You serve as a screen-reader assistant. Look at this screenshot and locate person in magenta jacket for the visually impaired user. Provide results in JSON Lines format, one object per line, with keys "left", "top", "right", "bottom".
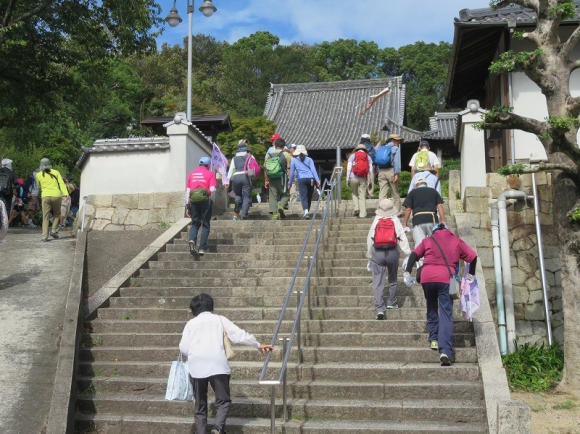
{"left": 403, "top": 223, "right": 477, "bottom": 366}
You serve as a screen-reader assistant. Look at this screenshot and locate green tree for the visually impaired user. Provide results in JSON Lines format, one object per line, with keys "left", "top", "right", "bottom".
{"left": 480, "top": 0, "right": 580, "bottom": 395}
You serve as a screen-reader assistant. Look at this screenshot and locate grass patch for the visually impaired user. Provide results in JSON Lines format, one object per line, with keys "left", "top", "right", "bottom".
{"left": 552, "top": 400, "right": 577, "bottom": 410}
{"left": 502, "top": 342, "right": 563, "bottom": 391}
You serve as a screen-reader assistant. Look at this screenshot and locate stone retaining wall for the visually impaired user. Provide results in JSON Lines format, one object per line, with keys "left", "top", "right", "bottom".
{"left": 460, "top": 171, "right": 563, "bottom": 345}
{"left": 80, "top": 183, "right": 228, "bottom": 231}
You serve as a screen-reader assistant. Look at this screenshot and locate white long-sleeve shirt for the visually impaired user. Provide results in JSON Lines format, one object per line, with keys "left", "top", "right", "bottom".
{"left": 366, "top": 215, "right": 411, "bottom": 259}
{"left": 179, "top": 311, "right": 260, "bottom": 378}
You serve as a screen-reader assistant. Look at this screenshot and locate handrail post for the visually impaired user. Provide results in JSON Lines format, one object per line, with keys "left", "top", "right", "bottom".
{"left": 282, "top": 337, "right": 289, "bottom": 422}
{"left": 296, "top": 286, "right": 303, "bottom": 364}
{"left": 269, "top": 385, "right": 276, "bottom": 434}
{"left": 315, "top": 229, "right": 320, "bottom": 279}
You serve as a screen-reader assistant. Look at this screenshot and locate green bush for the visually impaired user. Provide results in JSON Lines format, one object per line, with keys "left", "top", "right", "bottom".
{"left": 502, "top": 342, "right": 564, "bottom": 391}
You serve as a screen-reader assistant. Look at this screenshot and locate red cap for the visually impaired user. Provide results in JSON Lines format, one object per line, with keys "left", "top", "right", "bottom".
{"left": 17, "top": 178, "right": 24, "bottom": 185}
{"left": 270, "top": 133, "right": 281, "bottom": 141}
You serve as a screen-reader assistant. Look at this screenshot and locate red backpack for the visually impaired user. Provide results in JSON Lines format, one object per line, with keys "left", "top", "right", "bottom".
{"left": 373, "top": 218, "right": 398, "bottom": 249}
{"left": 352, "top": 151, "right": 369, "bottom": 178}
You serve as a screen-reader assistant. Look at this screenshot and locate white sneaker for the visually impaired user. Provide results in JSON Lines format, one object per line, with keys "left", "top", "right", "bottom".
{"left": 302, "top": 210, "right": 309, "bottom": 219}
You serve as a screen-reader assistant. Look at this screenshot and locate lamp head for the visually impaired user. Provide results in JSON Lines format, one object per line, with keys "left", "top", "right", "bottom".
{"left": 165, "top": 3, "right": 182, "bottom": 28}
{"left": 199, "top": 0, "right": 217, "bottom": 17}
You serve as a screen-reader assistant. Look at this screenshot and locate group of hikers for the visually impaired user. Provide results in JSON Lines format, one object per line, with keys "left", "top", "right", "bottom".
{"left": 0, "top": 158, "right": 79, "bottom": 243}
{"left": 181, "top": 132, "right": 478, "bottom": 434}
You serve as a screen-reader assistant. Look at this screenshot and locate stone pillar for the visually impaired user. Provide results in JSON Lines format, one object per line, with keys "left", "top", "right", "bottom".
{"left": 497, "top": 400, "right": 531, "bottom": 433}
{"left": 458, "top": 102, "right": 487, "bottom": 199}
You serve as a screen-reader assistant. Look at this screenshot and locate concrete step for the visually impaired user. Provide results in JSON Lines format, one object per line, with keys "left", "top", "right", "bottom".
{"left": 83, "top": 331, "right": 475, "bottom": 349}
{"left": 79, "top": 376, "right": 483, "bottom": 401}
{"left": 78, "top": 360, "right": 480, "bottom": 383}
{"left": 80, "top": 346, "right": 477, "bottom": 364}
{"left": 76, "top": 413, "right": 487, "bottom": 433}
{"left": 77, "top": 394, "right": 485, "bottom": 423}
{"left": 85, "top": 319, "right": 474, "bottom": 335}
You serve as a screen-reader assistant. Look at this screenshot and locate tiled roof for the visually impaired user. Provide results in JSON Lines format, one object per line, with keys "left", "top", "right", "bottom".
{"left": 456, "top": 1, "right": 580, "bottom": 25}
{"left": 76, "top": 136, "right": 170, "bottom": 168}
{"left": 263, "top": 78, "right": 422, "bottom": 150}
{"left": 426, "top": 112, "right": 459, "bottom": 140}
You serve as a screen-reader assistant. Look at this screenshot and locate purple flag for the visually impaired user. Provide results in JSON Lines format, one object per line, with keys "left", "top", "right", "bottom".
{"left": 211, "top": 143, "right": 229, "bottom": 184}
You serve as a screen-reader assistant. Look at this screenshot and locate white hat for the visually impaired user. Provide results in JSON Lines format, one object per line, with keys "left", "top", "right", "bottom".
{"left": 375, "top": 199, "right": 398, "bottom": 217}
{"left": 415, "top": 177, "right": 428, "bottom": 187}
{"left": 294, "top": 144, "right": 308, "bottom": 156}
{"left": 361, "top": 133, "right": 371, "bottom": 139}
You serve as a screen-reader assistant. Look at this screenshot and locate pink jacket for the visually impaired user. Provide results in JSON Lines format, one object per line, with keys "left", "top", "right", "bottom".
{"left": 186, "top": 166, "right": 217, "bottom": 203}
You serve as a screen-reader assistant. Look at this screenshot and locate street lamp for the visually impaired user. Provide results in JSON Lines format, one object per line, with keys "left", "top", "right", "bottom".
{"left": 165, "top": 0, "right": 217, "bottom": 122}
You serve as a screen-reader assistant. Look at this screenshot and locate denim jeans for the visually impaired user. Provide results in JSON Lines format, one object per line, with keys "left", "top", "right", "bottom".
{"left": 188, "top": 200, "right": 212, "bottom": 250}
{"left": 422, "top": 281, "right": 454, "bottom": 358}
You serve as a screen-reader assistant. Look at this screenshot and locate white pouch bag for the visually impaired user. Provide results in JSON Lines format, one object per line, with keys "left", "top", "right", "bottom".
{"left": 165, "top": 353, "right": 194, "bottom": 401}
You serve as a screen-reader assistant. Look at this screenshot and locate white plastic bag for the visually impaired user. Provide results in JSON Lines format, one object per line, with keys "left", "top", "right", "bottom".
{"left": 165, "top": 353, "right": 193, "bottom": 401}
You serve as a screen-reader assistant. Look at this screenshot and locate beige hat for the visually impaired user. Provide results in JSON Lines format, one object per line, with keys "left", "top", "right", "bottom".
{"left": 419, "top": 164, "right": 437, "bottom": 174}
{"left": 388, "top": 134, "right": 403, "bottom": 141}
{"left": 294, "top": 144, "right": 308, "bottom": 156}
{"left": 415, "top": 177, "right": 428, "bottom": 187}
{"left": 375, "top": 199, "right": 398, "bottom": 217}
{"left": 355, "top": 144, "right": 367, "bottom": 151}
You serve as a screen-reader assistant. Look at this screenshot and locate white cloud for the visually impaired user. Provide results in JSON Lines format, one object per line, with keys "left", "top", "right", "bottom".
{"left": 157, "top": 0, "right": 491, "bottom": 48}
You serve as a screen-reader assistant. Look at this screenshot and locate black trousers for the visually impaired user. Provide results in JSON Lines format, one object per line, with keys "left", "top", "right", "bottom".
{"left": 190, "top": 374, "right": 231, "bottom": 434}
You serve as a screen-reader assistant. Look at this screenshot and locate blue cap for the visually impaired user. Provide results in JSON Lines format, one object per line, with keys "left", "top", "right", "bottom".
{"left": 419, "top": 139, "right": 430, "bottom": 148}
{"left": 199, "top": 156, "right": 211, "bottom": 166}
{"left": 431, "top": 223, "right": 448, "bottom": 233}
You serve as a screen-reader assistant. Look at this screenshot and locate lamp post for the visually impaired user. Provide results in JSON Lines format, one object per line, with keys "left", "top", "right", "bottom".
{"left": 165, "top": 0, "right": 217, "bottom": 122}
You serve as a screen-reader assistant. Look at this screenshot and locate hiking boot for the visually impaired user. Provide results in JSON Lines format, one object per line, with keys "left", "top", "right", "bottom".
{"left": 375, "top": 312, "right": 385, "bottom": 320}
{"left": 353, "top": 210, "right": 359, "bottom": 217}
{"left": 272, "top": 213, "right": 280, "bottom": 220}
{"left": 49, "top": 231, "right": 59, "bottom": 239}
{"left": 188, "top": 240, "right": 197, "bottom": 255}
{"left": 28, "top": 222, "right": 37, "bottom": 228}
{"left": 233, "top": 213, "right": 240, "bottom": 221}
{"left": 198, "top": 249, "right": 206, "bottom": 256}
{"left": 386, "top": 304, "right": 398, "bottom": 309}
{"left": 431, "top": 341, "right": 439, "bottom": 351}
{"left": 440, "top": 353, "right": 451, "bottom": 366}
{"left": 302, "top": 210, "right": 309, "bottom": 219}
{"left": 41, "top": 237, "right": 49, "bottom": 242}
{"left": 210, "top": 428, "right": 223, "bottom": 434}
{"left": 278, "top": 206, "right": 286, "bottom": 219}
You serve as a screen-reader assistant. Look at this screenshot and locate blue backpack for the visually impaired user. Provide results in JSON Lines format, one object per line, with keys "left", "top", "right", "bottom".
{"left": 375, "top": 145, "right": 393, "bottom": 168}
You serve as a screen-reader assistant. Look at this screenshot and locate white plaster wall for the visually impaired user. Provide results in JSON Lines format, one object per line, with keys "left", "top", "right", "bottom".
{"left": 459, "top": 111, "right": 488, "bottom": 198}
{"left": 511, "top": 35, "right": 580, "bottom": 161}
{"left": 80, "top": 123, "right": 212, "bottom": 198}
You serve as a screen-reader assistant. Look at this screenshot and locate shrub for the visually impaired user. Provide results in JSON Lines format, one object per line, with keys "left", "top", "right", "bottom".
{"left": 502, "top": 342, "right": 564, "bottom": 391}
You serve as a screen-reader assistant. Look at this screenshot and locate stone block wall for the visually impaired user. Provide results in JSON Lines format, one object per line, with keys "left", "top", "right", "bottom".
{"left": 79, "top": 183, "right": 228, "bottom": 231}
{"left": 460, "top": 172, "right": 563, "bottom": 346}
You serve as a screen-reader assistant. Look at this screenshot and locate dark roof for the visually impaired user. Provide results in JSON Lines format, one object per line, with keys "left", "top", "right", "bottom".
{"left": 446, "top": 2, "right": 580, "bottom": 108}
{"left": 263, "top": 78, "right": 422, "bottom": 150}
{"left": 140, "top": 114, "right": 232, "bottom": 136}
{"left": 426, "top": 112, "right": 459, "bottom": 141}
{"left": 76, "top": 136, "right": 170, "bottom": 168}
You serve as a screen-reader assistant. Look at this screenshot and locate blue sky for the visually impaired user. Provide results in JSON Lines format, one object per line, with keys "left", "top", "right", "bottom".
{"left": 157, "top": 1, "right": 491, "bottom": 49}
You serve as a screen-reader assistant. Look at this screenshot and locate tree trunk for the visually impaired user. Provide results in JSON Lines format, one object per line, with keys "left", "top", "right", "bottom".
{"left": 552, "top": 172, "right": 580, "bottom": 397}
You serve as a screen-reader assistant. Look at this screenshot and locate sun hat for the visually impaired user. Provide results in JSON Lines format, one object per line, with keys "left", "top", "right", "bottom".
{"left": 419, "top": 139, "right": 430, "bottom": 148}
{"left": 270, "top": 133, "right": 281, "bottom": 142}
{"left": 361, "top": 133, "right": 371, "bottom": 139}
{"left": 355, "top": 144, "right": 368, "bottom": 151}
{"left": 294, "top": 144, "right": 308, "bottom": 156}
{"left": 289, "top": 144, "right": 297, "bottom": 149}
{"left": 1, "top": 158, "right": 12, "bottom": 169}
{"left": 199, "top": 156, "right": 211, "bottom": 166}
{"left": 388, "top": 134, "right": 403, "bottom": 141}
{"left": 237, "top": 139, "right": 248, "bottom": 151}
{"left": 39, "top": 158, "right": 52, "bottom": 170}
{"left": 420, "top": 164, "right": 437, "bottom": 174}
{"left": 415, "top": 177, "right": 428, "bottom": 187}
{"left": 375, "top": 199, "right": 398, "bottom": 218}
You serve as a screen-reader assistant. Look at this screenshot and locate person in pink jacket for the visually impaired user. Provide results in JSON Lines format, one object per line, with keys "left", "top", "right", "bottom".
{"left": 185, "top": 157, "right": 216, "bottom": 256}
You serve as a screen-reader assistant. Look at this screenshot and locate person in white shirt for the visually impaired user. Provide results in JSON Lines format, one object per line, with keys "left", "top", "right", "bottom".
{"left": 179, "top": 293, "right": 273, "bottom": 434}
{"left": 409, "top": 140, "right": 440, "bottom": 177}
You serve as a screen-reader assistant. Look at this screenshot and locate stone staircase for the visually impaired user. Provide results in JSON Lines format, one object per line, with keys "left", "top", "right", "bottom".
{"left": 76, "top": 201, "right": 488, "bottom": 433}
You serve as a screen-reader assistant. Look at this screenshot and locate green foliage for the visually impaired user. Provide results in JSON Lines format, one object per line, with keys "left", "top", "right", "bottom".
{"left": 550, "top": 1, "right": 576, "bottom": 19}
{"left": 502, "top": 342, "right": 564, "bottom": 391}
{"left": 475, "top": 106, "right": 514, "bottom": 130}
{"left": 489, "top": 49, "right": 543, "bottom": 74}
{"left": 570, "top": 206, "right": 580, "bottom": 224}
{"left": 547, "top": 116, "right": 580, "bottom": 132}
{"left": 496, "top": 164, "right": 527, "bottom": 177}
{"left": 398, "top": 171, "right": 411, "bottom": 198}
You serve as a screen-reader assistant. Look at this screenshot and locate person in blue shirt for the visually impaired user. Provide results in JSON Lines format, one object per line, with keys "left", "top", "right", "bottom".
{"left": 408, "top": 164, "right": 441, "bottom": 195}
{"left": 288, "top": 145, "right": 320, "bottom": 219}
{"left": 376, "top": 134, "right": 402, "bottom": 214}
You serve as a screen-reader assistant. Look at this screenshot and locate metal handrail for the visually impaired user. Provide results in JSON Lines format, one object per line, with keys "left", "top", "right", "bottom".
{"left": 258, "top": 166, "right": 342, "bottom": 434}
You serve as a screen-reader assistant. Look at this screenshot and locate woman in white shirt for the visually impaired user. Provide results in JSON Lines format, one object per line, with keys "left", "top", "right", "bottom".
{"left": 179, "top": 293, "right": 273, "bottom": 434}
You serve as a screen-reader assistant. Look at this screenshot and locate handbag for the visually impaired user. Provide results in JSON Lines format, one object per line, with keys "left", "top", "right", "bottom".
{"left": 218, "top": 315, "right": 236, "bottom": 359}
{"left": 429, "top": 236, "right": 460, "bottom": 300}
{"left": 165, "top": 353, "right": 194, "bottom": 401}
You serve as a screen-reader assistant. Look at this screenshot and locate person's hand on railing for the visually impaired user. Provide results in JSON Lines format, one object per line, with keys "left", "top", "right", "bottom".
{"left": 258, "top": 343, "right": 274, "bottom": 355}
